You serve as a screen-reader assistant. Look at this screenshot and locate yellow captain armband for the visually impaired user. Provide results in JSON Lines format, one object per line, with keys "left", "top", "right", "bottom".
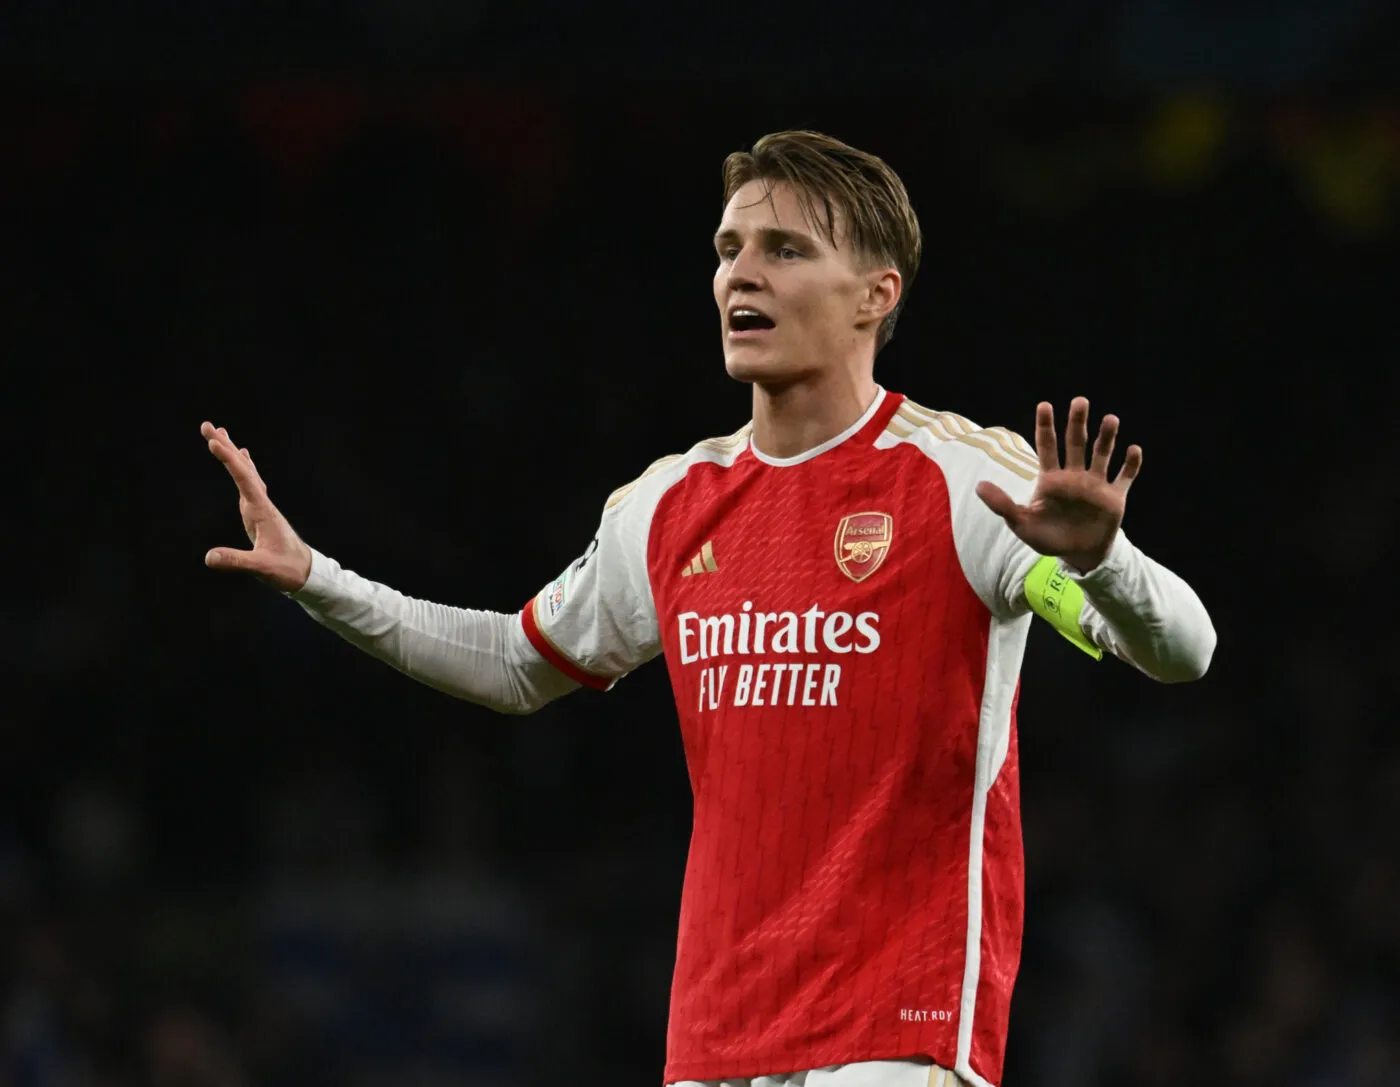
{"left": 1024, "top": 555, "right": 1103, "bottom": 660}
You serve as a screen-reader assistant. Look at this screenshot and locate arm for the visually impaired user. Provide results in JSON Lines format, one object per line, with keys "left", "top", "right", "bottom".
{"left": 975, "top": 399, "right": 1216, "bottom": 682}
{"left": 291, "top": 549, "right": 577, "bottom": 714}
{"left": 199, "top": 421, "right": 659, "bottom": 712}
{"left": 1011, "top": 534, "right": 1215, "bottom": 682}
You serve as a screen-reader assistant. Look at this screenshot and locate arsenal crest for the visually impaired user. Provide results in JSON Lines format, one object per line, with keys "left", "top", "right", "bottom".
{"left": 834, "top": 512, "right": 893, "bottom": 583}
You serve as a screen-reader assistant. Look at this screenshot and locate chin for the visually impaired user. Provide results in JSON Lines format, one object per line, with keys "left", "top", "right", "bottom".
{"left": 724, "top": 347, "right": 799, "bottom": 386}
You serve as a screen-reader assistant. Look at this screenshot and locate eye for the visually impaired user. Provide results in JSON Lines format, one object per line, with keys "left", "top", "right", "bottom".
{"left": 718, "top": 246, "right": 740, "bottom": 261}
{"left": 777, "top": 246, "right": 801, "bottom": 260}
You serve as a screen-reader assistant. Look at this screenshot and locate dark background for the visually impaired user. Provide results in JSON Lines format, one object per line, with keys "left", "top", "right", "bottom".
{"left": 4, "top": 2, "right": 1399, "bottom": 1084}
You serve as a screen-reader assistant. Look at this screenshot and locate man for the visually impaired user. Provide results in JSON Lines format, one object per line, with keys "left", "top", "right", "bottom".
{"left": 201, "top": 131, "right": 1215, "bottom": 1087}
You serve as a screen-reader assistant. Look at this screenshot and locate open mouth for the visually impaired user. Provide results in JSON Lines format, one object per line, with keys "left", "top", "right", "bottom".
{"left": 729, "top": 308, "right": 776, "bottom": 335}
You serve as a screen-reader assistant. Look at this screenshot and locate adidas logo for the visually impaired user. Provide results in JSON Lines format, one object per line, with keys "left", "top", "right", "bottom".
{"left": 681, "top": 541, "right": 719, "bottom": 577}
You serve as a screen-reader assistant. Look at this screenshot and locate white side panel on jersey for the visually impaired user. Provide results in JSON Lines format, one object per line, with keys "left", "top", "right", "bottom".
{"left": 954, "top": 615, "right": 1028, "bottom": 1087}
{"left": 874, "top": 399, "right": 1214, "bottom": 1086}
{"left": 870, "top": 407, "right": 1039, "bottom": 1086}
{"left": 528, "top": 429, "right": 751, "bottom": 685}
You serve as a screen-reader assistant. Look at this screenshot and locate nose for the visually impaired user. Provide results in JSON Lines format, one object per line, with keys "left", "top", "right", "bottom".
{"left": 724, "top": 243, "right": 764, "bottom": 292}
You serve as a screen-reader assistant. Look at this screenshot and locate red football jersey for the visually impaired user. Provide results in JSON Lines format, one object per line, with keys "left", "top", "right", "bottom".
{"left": 522, "top": 389, "right": 1082, "bottom": 1087}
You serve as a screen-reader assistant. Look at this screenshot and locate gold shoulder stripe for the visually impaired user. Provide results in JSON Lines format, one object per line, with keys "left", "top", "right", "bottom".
{"left": 938, "top": 409, "right": 978, "bottom": 436}
{"left": 896, "top": 404, "right": 955, "bottom": 441}
{"left": 901, "top": 401, "right": 961, "bottom": 438}
{"left": 697, "top": 426, "right": 750, "bottom": 454}
{"left": 603, "top": 425, "right": 751, "bottom": 510}
{"left": 899, "top": 399, "right": 943, "bottom": 426}
{"left": 903, "top": 401, "right": 1039, "bottom": 476}
{"left": 957, "top": 431, "right": 1036, "bottom": 480}
{"left": 906, "top": 400, "right": 1037, "bottom": 467}
{"left": 605, "top": 453, "right": 684, "bottom": 509}
{"left": 892, "top": 405, "right": 1036, "bottom": 480}
{"left": 1005, "top": 427, "right": 1037, "bottom": 459}
{"left": 979, "top": 426, "right": 1040, "bottom": 471}
{"left": 903, "top": 401, "right": 990, "bottom": 445}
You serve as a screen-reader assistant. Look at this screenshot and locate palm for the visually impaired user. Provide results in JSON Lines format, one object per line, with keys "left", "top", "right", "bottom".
{"left": 1016, "top": 470, "right": 1125, "bottom": 557}
{"left": 975, "top": 397, "right": 1141, "bottom": 573}
{"left": 239, "top": 489, "right": 288, "bottom": 552}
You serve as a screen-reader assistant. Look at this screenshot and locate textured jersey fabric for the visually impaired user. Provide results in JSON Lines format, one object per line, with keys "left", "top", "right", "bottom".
{"left": 522, "top": 388, "right": 1213, "bottom": 1085}
{"left": 291, "top": 387, "right": 1214, "bottom": 1087}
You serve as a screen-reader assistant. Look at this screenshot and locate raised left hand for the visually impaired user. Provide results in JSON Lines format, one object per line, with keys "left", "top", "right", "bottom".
{"left": 975, "top": 397, "right": 1141, "bottom": 573}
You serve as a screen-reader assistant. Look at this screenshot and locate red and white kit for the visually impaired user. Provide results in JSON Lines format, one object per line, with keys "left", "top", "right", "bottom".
{"left": 293, "top": 388, "right": 1214, "bottom": 1087}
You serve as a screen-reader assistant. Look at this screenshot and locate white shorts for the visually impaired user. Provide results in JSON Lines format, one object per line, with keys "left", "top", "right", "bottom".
{"left": 669, "top": 1059, "right": 963, "bottom": 1087}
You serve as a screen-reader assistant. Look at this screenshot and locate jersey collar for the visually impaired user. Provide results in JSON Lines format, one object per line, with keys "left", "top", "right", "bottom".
{"left": 748, "top": 386, "right": 893, "bottom": 468}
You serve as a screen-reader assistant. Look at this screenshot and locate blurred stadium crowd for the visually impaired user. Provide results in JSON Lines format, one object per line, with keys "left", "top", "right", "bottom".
{"left": 4, "top": 37, "right": 1399, "bottom": 1087}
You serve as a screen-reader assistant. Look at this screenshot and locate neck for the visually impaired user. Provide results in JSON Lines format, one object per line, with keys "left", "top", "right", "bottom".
{"left": 749, "top": 367, "right": 880, "bottom": 460}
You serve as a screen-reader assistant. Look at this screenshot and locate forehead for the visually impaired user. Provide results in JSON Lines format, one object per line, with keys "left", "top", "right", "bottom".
{"left": 717, "top": 179, "right": 842, "bottom": 244}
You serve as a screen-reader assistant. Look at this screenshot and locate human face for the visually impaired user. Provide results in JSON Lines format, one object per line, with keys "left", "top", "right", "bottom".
{"left": 713, "top": 180, "right": 893, "bottom": 386}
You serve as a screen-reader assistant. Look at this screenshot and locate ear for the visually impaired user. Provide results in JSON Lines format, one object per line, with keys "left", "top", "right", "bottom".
{"left": 857, "top": 267, "right": 902, "bottom": 328}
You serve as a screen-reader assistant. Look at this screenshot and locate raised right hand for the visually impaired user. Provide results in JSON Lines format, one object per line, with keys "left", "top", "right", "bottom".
{"left": 201, "top": 421, "right": 313, "bottom": 593}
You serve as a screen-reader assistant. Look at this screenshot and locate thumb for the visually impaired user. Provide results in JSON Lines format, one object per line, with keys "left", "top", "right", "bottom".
{"left": 205, "top": 547, "right": 259, "bottom": 572}
{"left": 975, "top": 480, "right": 1022, "bottom": 524}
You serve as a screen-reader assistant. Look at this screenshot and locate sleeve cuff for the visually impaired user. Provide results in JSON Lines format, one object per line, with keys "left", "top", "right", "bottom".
{"left": 1065, "top": 531, "right": 1134, "bottom": 591}
{"left": 287, "top": 548, "right": 337, "bottom": 605}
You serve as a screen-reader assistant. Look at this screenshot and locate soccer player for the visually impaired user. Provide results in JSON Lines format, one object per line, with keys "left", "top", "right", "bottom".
{"left": 201, "top": 131, "right": 1215, "bottom": 1087}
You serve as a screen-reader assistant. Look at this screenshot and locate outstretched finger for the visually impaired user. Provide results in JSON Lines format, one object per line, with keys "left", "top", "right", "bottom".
{"left": 239, "top": 447, "right": 267, "bottom": 489}
{"left": 202, "top": 422, "right": 242, "bottom": 454}
{"left": 1114, "top": 444, "right": 1143, "bottom": 490}
{"left": 975, "top": 480, "right": 1025, "bottom": 527}
{"left": 201, "top": 421, "right": 238, "bottom": 448}
{"left": 1033, "top": 402, "right": 1059, "bottom": 472}
{"left": 1064, "top": 397, "right": 1090, "bottom": 470}
{"left": 205, "top": 546, "right": 259, "bottom": 572}
{"left": 204, "top": 427, "right": 265, "bottom": 502}
{"left": 1090, "top": 414, "right": 1119, "bottom": 477}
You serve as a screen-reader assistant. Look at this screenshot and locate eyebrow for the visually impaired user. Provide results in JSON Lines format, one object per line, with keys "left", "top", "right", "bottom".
{"left": 712, "top": 226, "right": 819, "bottom": 250}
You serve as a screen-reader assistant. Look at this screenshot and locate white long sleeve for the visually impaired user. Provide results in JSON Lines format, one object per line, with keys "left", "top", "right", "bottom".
{"left": 908, "top": 414, "right": 1216, "bottom": 686}
{"left": 289, "top": 549, "right": 579, "bottom": 714}
{"left": 1069, "top": 532, "right": 1217, "bottom": 683}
